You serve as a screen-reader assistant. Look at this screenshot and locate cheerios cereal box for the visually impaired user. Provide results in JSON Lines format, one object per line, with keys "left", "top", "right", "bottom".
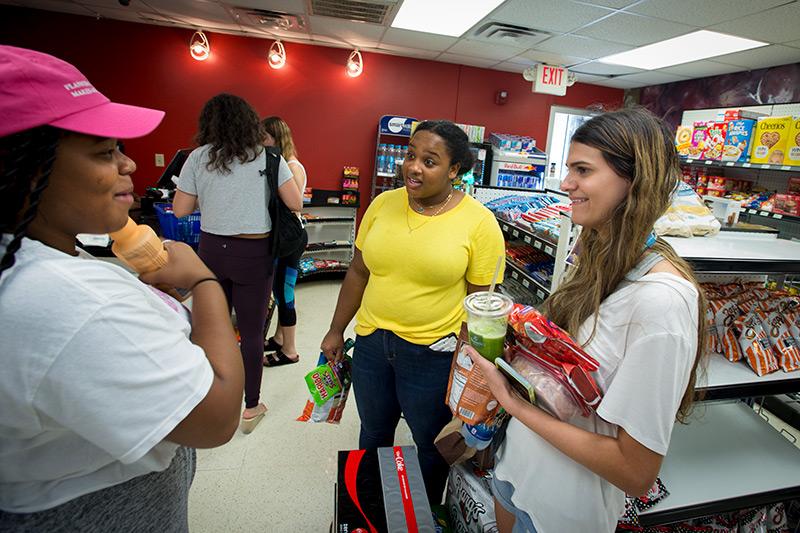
{"left": 785, "top": 117, "right": 800, "bottom": 166}
{"left": 675, "top": 125, "right": 693, "bottom": 157}
{"left": 701, "top": 121, "right": 727, "bottom": 161}
{"left": 722, "top": 119, "right": 755, "bottom": 163}
{"left": 751, "top": 116, "right": 792, "bottom": 165}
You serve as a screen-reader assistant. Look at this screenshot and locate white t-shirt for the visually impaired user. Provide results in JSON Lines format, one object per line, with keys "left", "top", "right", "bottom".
{"left": 0, "top": 237, "right": 214, "bottom": 513}
{"left": 494, "top": 272, "right": 699, "bottom": 533}
{"left": 178, "top": 145, "right": 293, "bottom": 235}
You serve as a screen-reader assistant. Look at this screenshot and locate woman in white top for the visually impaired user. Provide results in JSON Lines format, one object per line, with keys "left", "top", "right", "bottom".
{"left": 0, "top": 46, "right": 242, "bottom": 531}
{"left": 261, "top": 116, "right": 308, "bottom": 366}
{"left": 468, "top": 107, "right": 707, "bottom": 533}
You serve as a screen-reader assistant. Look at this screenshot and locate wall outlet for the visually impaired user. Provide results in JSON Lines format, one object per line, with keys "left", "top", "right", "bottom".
{"left": 155, "top": 153, "right": 165, "bottom": 167}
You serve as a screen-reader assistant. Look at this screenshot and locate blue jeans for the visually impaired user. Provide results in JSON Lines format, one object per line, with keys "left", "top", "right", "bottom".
{"left": 352, "top": 330, "right": 454, "bottom": 504}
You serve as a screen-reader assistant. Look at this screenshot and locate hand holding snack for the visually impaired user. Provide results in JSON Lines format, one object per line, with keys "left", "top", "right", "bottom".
{"left": 463, "top": 344, "right": 517, "bottom": 412}
{"left": 320, "top": 328, "right": 345, "bottom": 362}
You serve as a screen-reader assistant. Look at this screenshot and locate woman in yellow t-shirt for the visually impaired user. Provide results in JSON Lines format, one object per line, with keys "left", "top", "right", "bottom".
{"left": 321, "top": 120, "right": 505, "bottom": 503}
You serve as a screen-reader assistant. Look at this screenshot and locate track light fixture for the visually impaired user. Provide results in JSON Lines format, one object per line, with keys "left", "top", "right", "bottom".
{"left": 346, "top": 49, "right": 363, "bottom": 77}
{"left": 189, "top": 30, "right": 210, "bottom": 61}
{"left": 268, "top": 40, "right": 286, "bottom": 69}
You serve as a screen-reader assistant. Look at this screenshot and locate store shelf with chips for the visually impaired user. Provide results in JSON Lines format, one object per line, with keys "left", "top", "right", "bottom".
{"left": 299, "top": 205, "right": 356, "bottom": 282}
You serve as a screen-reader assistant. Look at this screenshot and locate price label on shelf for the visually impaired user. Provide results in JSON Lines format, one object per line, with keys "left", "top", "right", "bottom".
{"left": 705, "top": 160, "right": 712, "bottom": 165}
{"left": 545, "top": 245, "right": 554, "bottom": 255}
{"left": 748, "top": 209, "right": 756, "bottom": 214}
{"left": 782, "top": 166, "right": 791, "bottom": 171}
{"left": 523, "top": 235, "right": 532, "bottom": 244}
{"left": 760, "top": 211, "right": 769, "bottom": 217}
{"left": 743, "top": 163, "right": 751, "bottom": 168}
{"left": 774, "top": 214, "right": 783, "bottom": 219}
{"left": 511, "top": 270, "right": 519, "bottom": 280}
{"left": 502, "top": 224, "right": 508, "bottom": 232}
{"left": 512, "top": 229, "right": 519, "bottom": 238}
{"left": 686, "top": 159, "right": 694, "bottom": 164}
{"left": 522, "top": 278, "right": 530, "bottom": 288}
{"left": 761, "top": 164, "right": 771, "bottom": 169}
{"left": 534, "top": 241, "right": 542, "bottom": 250}
{"left": 726, "top": 162, "right": 734, "bottom": 167}
{"left": 537, "top": 289, "right": 545, "bottom": 299}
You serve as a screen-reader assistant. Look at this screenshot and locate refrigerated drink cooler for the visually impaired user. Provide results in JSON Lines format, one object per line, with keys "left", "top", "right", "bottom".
{"left": 490, "top": 145, "right": 548, "bottom": 190}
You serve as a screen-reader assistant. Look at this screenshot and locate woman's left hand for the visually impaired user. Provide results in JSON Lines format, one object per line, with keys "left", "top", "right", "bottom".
{"left": 464, "top": 345, "right": 518, "bottom": 414}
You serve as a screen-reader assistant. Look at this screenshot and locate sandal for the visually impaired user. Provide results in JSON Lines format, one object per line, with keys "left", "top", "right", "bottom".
{"left": 263, "top": 349, "right": 299, "bottom": 367}
{"left": 241, "top": 404, "right": 267, "bottom": 434}
{"left": 264, "top": 336, "right": 282, "bottom": 353}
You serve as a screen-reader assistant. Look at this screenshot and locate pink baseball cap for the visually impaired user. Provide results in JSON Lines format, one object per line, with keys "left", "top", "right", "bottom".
{"left": 0, "top": 45, "right": 164, "bottom": 139}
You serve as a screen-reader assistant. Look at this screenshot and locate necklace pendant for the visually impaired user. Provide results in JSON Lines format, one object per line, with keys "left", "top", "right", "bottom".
{"left": 415, "top": 205, "right": 425, "bottom": 213}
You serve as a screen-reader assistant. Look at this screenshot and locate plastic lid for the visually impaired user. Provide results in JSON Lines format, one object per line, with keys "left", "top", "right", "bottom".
{"left": 463, "top": 291, "right": 513, "bottom": 318}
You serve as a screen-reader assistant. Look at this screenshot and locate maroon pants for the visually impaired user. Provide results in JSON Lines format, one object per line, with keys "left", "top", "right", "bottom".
{"left": 198, "top": 231, "right": 273, "bottom": 408}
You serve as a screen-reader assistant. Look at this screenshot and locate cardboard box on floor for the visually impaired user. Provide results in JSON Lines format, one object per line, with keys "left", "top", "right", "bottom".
{"left": 335, "top": 446, "right": 436, "bottom": 532}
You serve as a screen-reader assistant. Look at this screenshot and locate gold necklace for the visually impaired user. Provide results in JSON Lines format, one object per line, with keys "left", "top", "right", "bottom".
{"left": 406, "top": 190, "right": 454, "bottom": 233}
{"left": 411, "top": 192, "right": 452, "bottom": 214}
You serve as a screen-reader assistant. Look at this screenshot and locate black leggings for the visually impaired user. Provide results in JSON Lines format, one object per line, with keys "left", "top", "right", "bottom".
{"left": 198, "top": 232, "right": 273, "bottom": 409}
{"left": 272, "top": 229, "right": 308, "bottom": 328}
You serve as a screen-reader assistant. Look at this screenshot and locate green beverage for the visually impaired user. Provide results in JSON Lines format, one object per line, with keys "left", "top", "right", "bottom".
{"left": 464, "top": 291, "right": 513, "bottom": 362}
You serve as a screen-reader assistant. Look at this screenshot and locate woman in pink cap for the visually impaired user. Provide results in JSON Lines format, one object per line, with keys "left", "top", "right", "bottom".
{"left": 0, "top": 46, "right": 243, "bottom": 531}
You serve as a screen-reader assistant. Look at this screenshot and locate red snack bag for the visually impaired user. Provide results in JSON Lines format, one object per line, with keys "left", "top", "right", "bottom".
{"left": 709, "top": 299, "right": 744, "bottom": 362}
{"left": 736, "top": 312, "right": 779, "bottom": 376}
{"left": 759, "top": 310, "right": 800, "bottom": 372}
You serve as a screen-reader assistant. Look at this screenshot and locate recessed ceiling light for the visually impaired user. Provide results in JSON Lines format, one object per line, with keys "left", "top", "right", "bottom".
{"left": 391, "top": 0, "right": 505, "bottom": 37}
{"left": 597, "top": 30, "right": 767, "bottom": 70}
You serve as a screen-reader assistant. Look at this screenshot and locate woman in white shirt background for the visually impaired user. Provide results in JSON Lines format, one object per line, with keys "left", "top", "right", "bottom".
{"left": 468, "top": 107, "right": 708, "bottom": 533}
{"left": 261, "top": 115, "right": 308, "bottom": 367}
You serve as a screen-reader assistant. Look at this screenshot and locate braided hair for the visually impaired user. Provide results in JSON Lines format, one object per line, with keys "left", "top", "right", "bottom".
{"left": 0, "top": 126, "right": 61, "bottom": 279}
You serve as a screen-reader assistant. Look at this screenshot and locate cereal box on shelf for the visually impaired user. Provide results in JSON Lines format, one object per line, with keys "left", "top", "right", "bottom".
{"left": 675, "top": 125, "right": 693, "bottom": 157}
{"left": 786, "top": 117, "right": 800, "bottom": 166}
{"left": 751, "top": 116, "right": 792, "bottom": 165}
{"left": 701, "top": 122, "right": 727, "bottom": 161}
{"left": 688, "top": 121, "right": 707, "bottom": 159}
{"left": 722, "top": 119, "right": 755, "bottom": 162}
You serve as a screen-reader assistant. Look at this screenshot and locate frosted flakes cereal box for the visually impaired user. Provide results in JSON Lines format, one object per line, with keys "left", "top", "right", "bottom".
{"left": 675, "top": 125, "right": 693, "bottom": 157}
{"left": 688, "top": 121, "right": 707, "bottom": 159}
{"left": 722, "top": 119, "right": 755, "bottom": 162}
{"left": 751, "top": 116, "right": 792, "bottom": 165}
{"left": 702, "top": 121, "right": 727, "bottom": 161}
{"left": 786, "top": 117, "right": 800, "bottom": 166}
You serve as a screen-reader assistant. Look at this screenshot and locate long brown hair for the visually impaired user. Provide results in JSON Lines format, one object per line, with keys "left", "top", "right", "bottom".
{"left": 543, "top": 107, "right": 707, "bottom": 422}
{"left": 195, "top": 93, "right": 264, "bottom": 174}
{"left": 262, "top": 116, "right": 297, "bottom": 160}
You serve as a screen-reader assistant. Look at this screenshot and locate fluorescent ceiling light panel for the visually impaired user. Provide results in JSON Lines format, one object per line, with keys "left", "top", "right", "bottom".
{"left": 597, "top": 30, "right": 767, "bottom": 70}
{"left": 391, "top": 0, "right": 504, "bottom": 37}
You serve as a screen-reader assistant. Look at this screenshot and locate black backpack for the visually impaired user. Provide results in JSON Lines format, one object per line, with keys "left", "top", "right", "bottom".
{"left": 263, "top": 146, "right": 304, "bottom": 258}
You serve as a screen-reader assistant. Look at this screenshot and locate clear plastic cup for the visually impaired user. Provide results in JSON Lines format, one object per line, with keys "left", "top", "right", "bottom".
{"left": 463, "top": 291, "right": 513, "bottom": 362}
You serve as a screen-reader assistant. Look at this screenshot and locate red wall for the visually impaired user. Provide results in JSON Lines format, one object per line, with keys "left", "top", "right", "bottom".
{"left": 1, "top": 6, "right": 623, "bottom": 214}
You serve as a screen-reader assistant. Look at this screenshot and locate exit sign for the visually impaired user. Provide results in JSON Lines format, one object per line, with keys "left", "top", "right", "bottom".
{"left": 533, "top": 64, "right": 569, "bottom": 96}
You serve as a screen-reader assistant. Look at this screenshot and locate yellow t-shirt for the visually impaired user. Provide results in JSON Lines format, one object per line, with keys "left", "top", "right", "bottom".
{"left": 354, "top": 187, "right": 505, "bottom": 345}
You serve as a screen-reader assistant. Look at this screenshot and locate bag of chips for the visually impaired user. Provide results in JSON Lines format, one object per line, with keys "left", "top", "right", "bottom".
{"left": 736, "top": 312, "right": 779, "bottom": 376}
{"left": 709, "top": 299, "right": 744, "bottom": 362}
{"left": 759, "top": 310, "right": 800, "bottom": 372}
{"left": 297, "top": 339, "right": 355, "bottom": 424}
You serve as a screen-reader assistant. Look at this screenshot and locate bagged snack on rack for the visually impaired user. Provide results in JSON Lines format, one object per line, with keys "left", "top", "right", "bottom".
{"left": 709, "top": 299, "right": 744, "bottom": 362}
{"left": 705, "top": 306, "right": 721, "bottom": 354}
{"left": 297, "top": 339, "right": 355, "bottom": 424}
{"left": 654, "top": 182, "right": 721, "bottom": 237}
{"left": 760, "top": 310, "right": 800, "bottom": 372}
{"left": 736, "top": 312, "right": 779, "bottom": 376}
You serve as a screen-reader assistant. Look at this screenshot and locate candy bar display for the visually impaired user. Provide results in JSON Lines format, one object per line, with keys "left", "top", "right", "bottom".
{"left": 505, "top": 242, "right": 554, "bottom": 287}
{"left": 489, "top": 132, "right": 536, "bottom": 153}
{"left": 298, "top": 257, "right": 348, "bottom": 277}
{"left": 704, "top": 282, "right": 800, "bottom": 376}
{"left": 484, "top": 194, "right": 570, "bottom": 241}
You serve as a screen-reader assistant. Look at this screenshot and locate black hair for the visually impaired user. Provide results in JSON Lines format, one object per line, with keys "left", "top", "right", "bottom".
{"left": 195, "top": 93, "right": 264, "bottom": 174}
{"left": 412, "top": 120, "right": 474, "bottom": 176}
{"left": 0, "top": 126, "right": 61, "bottom": 279}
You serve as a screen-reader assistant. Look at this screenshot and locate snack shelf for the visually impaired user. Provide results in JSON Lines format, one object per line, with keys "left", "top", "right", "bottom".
{"left": 742, "top": 208, "right": 800, "bottom": 224}
{"left": 663, "top": 233, "right": 800, "bottom": 273}
{"left": 681, "top": 158, "right": 799, "bottom": 173}
{"left": 302, "top": 205, "right": 356, "bottom": 264}
{"left": 505, "top": 259, "right": 550, "bottom": 300}
{"left": 637, "top": 401, "right": 800, "bottom": 527}
{"left": 304, "top": 242, "right": 353, "bottom": 253}
{"left": 496, "top": 216, "right": 558, "bottom": 257}
{"left": 698, "top": 355, "right": 800, "bottom": 401}
{"left": 303, "top": 217, "right": 354, "bottom": 224}
{"left": 298, "top": 266, "right": 349, "bottom": 281}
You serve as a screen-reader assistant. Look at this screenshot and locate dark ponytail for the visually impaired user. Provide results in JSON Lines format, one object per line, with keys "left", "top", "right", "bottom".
{"left": 413, "top": 120, "right": 474, "bottom": 176}
{"left": 0, "top": 126, "right": 60, "bottom": 279}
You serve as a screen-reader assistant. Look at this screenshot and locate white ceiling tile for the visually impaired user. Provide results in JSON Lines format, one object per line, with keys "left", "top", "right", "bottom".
{"left": 616, "top": 70, "right": 692, "bottom": 86}
{"left": 785, "top": 40, "right": 800, "bottom": 49}
{"left": 597, "top": 78, "right": 643, "bottom": 88}
{"left": 493, "top": 61, "right": 527, "bottom": 73}
{"left": 376, "top": 43, "right": 441, "bottom": 59}
{"left": 574, "top": 0, "right": 638, "bottom": 8}
{"left": 535, "top": 34, "right": 632, "bottom": 60}
{"left": 709, "top": 2, "right": 800, "bottom": 44}
{"left": 380, "top": 27, "right": 458, "bottom": 52}
{"left": 437, "top": 53, "right": 501, "bottom": 69}
{"left": 511, "top": 50, "right": 589, "bottom": 67}
{"left": 446, "top": 39, "right": 524, "bottom": 61}
{"left": 307, "top": 15, "right": 385, "bottom": 46}
{"left": 221, "top": 0, "right": 307, "bottom": 13}
{"left": 573, "top": 73, "right": 617, "bottom": 84}
{"left": 571, "top": 60, "right": 645, "bottom": 76}
{"left": 146, "top": 0, "right": 234, "bottom": 26}
{"left": 711, "top": 44, "right": 800, "bottom": 69}
{"left": 626, "top": 0, "right": 788, "bottom": 27}
{"left": 490, "top": 0, "right": 615, "bottom": 34}
{"left": 658, "top": 59, "right": 746, "bottom": 78}
{"left": 577, "top": 12, "right": 697, "bottom": 46}
{"left": 309, "top": 34, "right": 348, "bottom": 47}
